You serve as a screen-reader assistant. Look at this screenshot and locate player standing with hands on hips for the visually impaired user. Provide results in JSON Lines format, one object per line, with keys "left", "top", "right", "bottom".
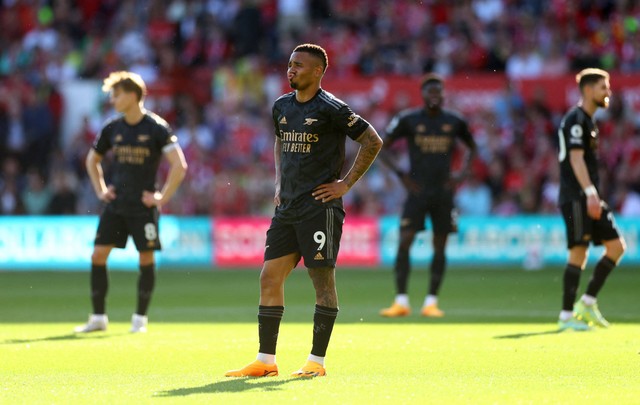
{"left": 75, "top": 71, "right": 187, "bottom": 334}
{"left": 556, "top": 68, "right": 625, "bottom": 331}
{"left": 379, "top": 74, "right": 476, "bottom": 318}
{"left": 225, "top": 44, "right": 382, "bottom": 377}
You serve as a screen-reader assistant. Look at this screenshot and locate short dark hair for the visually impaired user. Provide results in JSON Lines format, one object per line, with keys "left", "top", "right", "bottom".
{"left": 293, "top": 43, "right": 328, "bottom": 72}
{"left": 576, "top": 68, "right": 609, "bottom": 91}
{"left": 421, "top": 73, "right": 443, "bottom": 89}
{"left": 102, "top": 71, "right": 147, "bottom": 101}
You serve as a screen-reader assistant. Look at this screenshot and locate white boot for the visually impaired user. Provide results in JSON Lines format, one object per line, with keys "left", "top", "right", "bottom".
{"left": 74, "top": 314, "right": 108, "bottom": 333}
{"left": 130, "top": 314, "right": 148, "bottom": 333}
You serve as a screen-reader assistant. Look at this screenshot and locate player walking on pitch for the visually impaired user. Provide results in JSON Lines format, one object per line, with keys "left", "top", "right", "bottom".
{"left": 225, "top": 44, "right": 382, "bottom": 377}
{"left": 379, "top": 74, "right": 476, "bottom": 318}
{"left": 556, "top": 68, "right": 625, "bottom": 331}
{"left": 75, "top": 71, "right": 187, "bottom": 334}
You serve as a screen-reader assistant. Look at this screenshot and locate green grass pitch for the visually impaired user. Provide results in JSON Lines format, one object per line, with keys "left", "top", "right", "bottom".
{"left": 1, "top": 266, "right": 638, "bottom": 404}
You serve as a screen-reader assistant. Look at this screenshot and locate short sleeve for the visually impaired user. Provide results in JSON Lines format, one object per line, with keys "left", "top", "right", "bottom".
{"left": 385, "top": 112, "right": 407, "bottom": 142}
{"left": 93, "top": 123, "right": 112, "bottom": 155}
{"left": 272, "top": 104, "right": 281, "bottom": 138}
{"left": 456, "top": 117, "right": 476, "bottom": 148}
{"left": 563, "top": 116, "right": 586, "bottom": 151}
{"left": 150, "top": 113, "right": 176, "bottom": 151}
{"left": 159, "top": 125, "right": 176, "bottom": 151}
{"left": 332, "top": 104, "right": 370, "bottom": 140}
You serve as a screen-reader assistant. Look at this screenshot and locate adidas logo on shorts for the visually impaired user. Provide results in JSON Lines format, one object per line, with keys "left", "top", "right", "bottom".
{"left": 314, "top": 252, "right": 324, "bottom": 260}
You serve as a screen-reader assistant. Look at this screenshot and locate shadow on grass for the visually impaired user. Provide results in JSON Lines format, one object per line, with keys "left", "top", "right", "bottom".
{"left": 1, "top": 332, "right": 124, "bottom": 345}
{"left": 493, "top": 329, "right": 563, "bottom": 339}
{"left": 156, "top": 377, "right": 306, "bottom": 396}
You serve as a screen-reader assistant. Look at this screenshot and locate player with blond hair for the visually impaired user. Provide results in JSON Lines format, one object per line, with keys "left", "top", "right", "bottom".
{"left": 75, "top": 71, "right": 187, "bottom": 334}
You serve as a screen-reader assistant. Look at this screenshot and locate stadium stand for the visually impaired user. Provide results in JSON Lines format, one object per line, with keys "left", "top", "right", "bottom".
{"left": 1, "top": 0, "right": 640, "bottom": 217}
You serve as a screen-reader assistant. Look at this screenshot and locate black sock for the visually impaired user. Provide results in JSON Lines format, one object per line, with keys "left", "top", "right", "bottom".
{"left": 91, "top": 264, "right": 108, "bottom": 314}
{"left": 395, "top": 247, "right": 410, "bottom": 294}
{"left": 311, "top": 305, "right": 339, "bottom": 357}
{"left": 428, "top": 252, "right": 446, "bottom": 296}
{"left": 562, "top": 264, "right": 582, "bottom": 311}
{"left": 136, "top": 264, "right": 155, "bottom": 316}
{"left": 586, "top": 256, "right": 616, "bottom": 298}
{"left": 258, "top": 305, "right": 284, "bottom": 355}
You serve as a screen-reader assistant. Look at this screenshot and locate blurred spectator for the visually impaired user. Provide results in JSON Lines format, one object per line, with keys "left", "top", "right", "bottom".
{"left": 506, "top": 41, "right": 544, "bottom": 79}
{"left": 21, "top": 168, "right": 51, "bottom": 215}
{"left": 485, "top": 157, "right": 505, "bottom": 206}
{"left": 0, "top": 156, "right": 24, "bottom": 215}
{"left": 1, "top": 0, "right": 640, "bottom": 217}
{"left": 540, "top": 163, "right": 560, "bottom": 214}
{"left": 456, "top": 172, "right": 492, "bottom": 216}
{"left": 493, "top": 191, "right": 521, "bottom": 216}
{"left": 2, "top": 96, "right": 27, "bottom": 161}
{"left": 48, "top": 170, "right": 78, "bottom": 214}
{"left": 22, "top": 85, "right": 57, "bottom": 172}
{"left": 277, "top": 0, "right": 309, "bottom": 37}
{"left": 619, "top": 187, "right": 640, "bottom": 216}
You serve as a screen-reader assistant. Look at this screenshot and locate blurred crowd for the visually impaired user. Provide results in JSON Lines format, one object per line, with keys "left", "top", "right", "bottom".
{"left": 1, "top": 0, "right": 640, "bottom": 218}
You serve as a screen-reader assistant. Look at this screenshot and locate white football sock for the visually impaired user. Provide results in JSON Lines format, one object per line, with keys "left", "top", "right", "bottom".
{"left": 559, "top": 310, "right": 573, "bottom": 321}
{"left": 424, "top": 295, "right": 438, "bottom": 307}
{"left": 395, "top": 294, "right": 409, "bottom": 307}
{"left": 256, "top": 353, "right": 276, "bottom": 365}
{"left": 308, "top": 354, "right": 324, "bottom": 366}
{"left": 581, "top": 294, "right": 596, "bottom": 306}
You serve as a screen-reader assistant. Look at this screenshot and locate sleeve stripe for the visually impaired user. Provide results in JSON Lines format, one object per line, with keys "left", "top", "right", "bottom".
{"left": 162, "top": 143, "right": 178, "bottom": 153}
{"left": 318, "top": 92, "right": 342, "bottom": 110}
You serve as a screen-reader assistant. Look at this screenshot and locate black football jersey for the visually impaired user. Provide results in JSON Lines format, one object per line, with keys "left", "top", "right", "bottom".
{"left": 272, "top": 89, "right": 371, "bottom": 222}
{"left": 557, "top": 106, "right": 599, "bottom": 205}
{"left": 93, "top": 111, "right": 177, "bottom": 215}
{"left": 385, "top": 107, "right": 474, "bottom": 193}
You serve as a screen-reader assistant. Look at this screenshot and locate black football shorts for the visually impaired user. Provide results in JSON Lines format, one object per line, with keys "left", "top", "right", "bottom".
{"left": 561, "top": 199, "right": 620, "bottom": 249}
{"left": 95, "top": 208, "right": 161, "bottom": 251}
{"left": 264, "top": 207, "right": 345, "bottom": 268}
{"left": 400, "top": 191, "right": 457, "bottom": 234}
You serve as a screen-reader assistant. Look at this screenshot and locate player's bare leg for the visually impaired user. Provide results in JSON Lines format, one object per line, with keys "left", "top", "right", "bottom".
{"left": 308, "top": 266, "right": 338, "bottom": 308}
{"left": 259, "top": 253, "right": 299, "bottom": 306}
{"left": 225, "top": 253, "right": 298, "bottom": 377}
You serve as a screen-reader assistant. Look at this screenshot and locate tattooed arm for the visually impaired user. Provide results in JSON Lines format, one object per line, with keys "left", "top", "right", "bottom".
{"left": 312, "top": 125, "right": 383, "bottom": 203}
{"left": 343, "top": 125, "right": 384, "bottom": 188}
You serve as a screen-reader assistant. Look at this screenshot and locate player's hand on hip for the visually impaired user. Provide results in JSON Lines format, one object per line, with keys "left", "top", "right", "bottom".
{"left": 142, "top": 190, "right": 163, "bottom": 207}
{"left": 313, "top": 180, "right": 349, "bottom": 203}
{"left": 274, "top": 192, "right": 281, "bottom": 206}
{"left": 586, "top": 194, "right": 602, "bottom": 220}
{"left": 99, "top": 185, "right": 116, "bottom": 202}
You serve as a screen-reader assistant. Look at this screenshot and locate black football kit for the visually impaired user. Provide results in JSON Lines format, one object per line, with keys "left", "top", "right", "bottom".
{"left": 386, "top": 107, "right": 475, "bottom": 233}
{"left": 557, "top": 106, "right": 619, "bottom": 248}
{"left": 93, "top": 111, "right": 177, "bottom": 250}
{"left": 266, "top": 89, "right": 370, "bottom": 267}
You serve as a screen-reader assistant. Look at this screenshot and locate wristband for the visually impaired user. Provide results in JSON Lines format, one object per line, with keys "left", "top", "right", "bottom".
{"left": 584, "top": 185, "right": 597, "bottom": 197}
